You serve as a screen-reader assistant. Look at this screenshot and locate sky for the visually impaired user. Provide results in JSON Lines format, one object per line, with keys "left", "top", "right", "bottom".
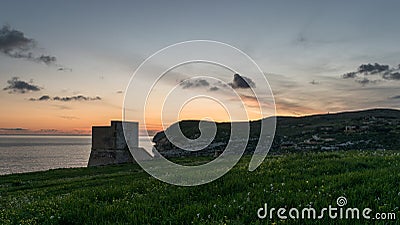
{"left": 0, "top": 0, "right": 400, "bottom": 135}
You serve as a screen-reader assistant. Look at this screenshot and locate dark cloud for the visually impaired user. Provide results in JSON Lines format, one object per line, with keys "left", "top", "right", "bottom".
{"left": 36, "top": 55, "right": 56, "bottom": 65}
{"left": 30, "top": 95, "right": 51, "bottom": 101}
{"left": 179, "top": 75, "right": 255, "bottom": 91}
{"left": 383, "top": 72, "right": 400, "bottom": 80}
{"left": 216, "top": 80, "right": 228, "bottom": 87}
{"left": 209, "top": 86, "right": 219, "bottom": 91}
{"left": 230, "top": 74, "right": 255, "bottom": 89}
{"left": 389, "top": 95, "right": 400, "bottom": 100}
{"left": 39, "top": 129, "right": 58, "bottom": 133}
{"left": 0, "top": 127, "right": 27, "bottom": 131}
{"left": 0, "top": 25, "right": 57, "bottom": 65}
{"left": 0, "top": 25, "right": 34, "bottom": 51}
{"left": 30, "top": 95, "right": 101, "bottom": 102}
{"left": 57, "top": 67, "right": 72, "bottom": 72}
{"left": 180, "top": 79, "right": 210, "bottom": 89}
{"left": 3, "top": 77, "right": 41, "bottom": 94}
{"left": 342, "top": 72, "right": 357, "bottom": 79}
{"left": 342, "top": 63, "right": 400, "bottom": 85}
{"left": 358, "top": 63, "right": 389, "bottom": 74}
{"left": 39, "top": 95, "right": 51, "bottom": 101}
{"left": 54, "top": 95, "right": 101, "bottom": 102}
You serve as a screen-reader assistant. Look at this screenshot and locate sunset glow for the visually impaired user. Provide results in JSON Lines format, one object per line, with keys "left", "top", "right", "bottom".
{"left": 1, "top": 1, "right": 400, "bottom": 135}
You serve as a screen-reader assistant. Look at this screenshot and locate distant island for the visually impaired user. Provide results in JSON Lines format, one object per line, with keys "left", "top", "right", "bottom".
{"left": 153, "top": 108, "right": 400, "bottom": 157}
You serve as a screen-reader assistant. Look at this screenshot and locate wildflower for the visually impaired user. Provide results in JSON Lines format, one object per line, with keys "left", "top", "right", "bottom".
{"left": 197, "top": 213, "right": 200, "bottom": 218}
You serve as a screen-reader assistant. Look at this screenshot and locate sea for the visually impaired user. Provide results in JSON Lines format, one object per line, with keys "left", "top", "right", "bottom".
{"left": 0, "top": 135, "right": 154, "bottom": 175}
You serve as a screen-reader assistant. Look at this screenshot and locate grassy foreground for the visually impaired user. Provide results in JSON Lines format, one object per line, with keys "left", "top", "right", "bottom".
{"left": 1, "top": 150, "right": 399, "bottom": 224}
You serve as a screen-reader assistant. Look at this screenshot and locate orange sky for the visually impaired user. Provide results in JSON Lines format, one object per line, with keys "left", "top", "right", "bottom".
{"left": 0, "top": 94, "right": 323, "bottom": 136}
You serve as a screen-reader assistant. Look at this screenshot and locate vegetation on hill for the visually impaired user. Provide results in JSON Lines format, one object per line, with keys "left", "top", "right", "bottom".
{"left": 153, "top": 109, "right": 400, "bottom": 157}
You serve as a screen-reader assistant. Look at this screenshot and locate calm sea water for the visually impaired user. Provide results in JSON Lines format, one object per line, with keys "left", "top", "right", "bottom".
{"left": 0, "top": 135, "right": 154, "bottom": 175}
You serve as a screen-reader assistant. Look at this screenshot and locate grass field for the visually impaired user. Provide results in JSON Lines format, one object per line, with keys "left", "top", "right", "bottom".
{"left": 1, "top": 150, "right": 399, "bottom": 224}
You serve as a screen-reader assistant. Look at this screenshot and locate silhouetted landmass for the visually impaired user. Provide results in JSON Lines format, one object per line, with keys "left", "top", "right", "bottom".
{"left": 153, "top": 108, "right": 400, "bottom": 157}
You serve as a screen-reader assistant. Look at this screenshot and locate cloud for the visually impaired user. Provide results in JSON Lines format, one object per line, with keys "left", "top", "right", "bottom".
{"left": 229, "top": 74, "right": 255, "bottom": 89}
{"left": 209, "top": 86, "right": 219, "bottom": 91}
{"left": 354, "top": 77, "right": 380, "bottom": 86}
{"left": 52, "top": 105, "right": 72, "bottom": 110}
{"left": 60, "top": 116, "right": 79, "bottom": 120}
{"left": 389, "top": 95, "right": 400, "bottom": 100}
{"left": 54, "top": 95, "right": 102, "bottom": 102}
{"left": 180, "top": 79, "right": 210, "bottom": 89}
{"left": 358, "top": 63, "right": 389, "bottom": 74}
{"left": 29, "top": 95, "right": 102, "bottom": 102}
{"left": 342, "top": 72, "right": 357, "bottom": 79}
{"left": 0, "top": 25, "right": 57, "bottom": 65}
{"left": 236, "top": 93, "right": 275, "bottom": 109}
{"left": 342, "top": 63, "right": 400, "bottom": 85}
{"left": 36, "top": 55, "right": 56, "bottom": 65}
{"left": 37, "top": 95, "right": 51, "bottom": 101}
{"left": 238, "top": 94, "right": 260, "bottom": 108}
{"left": 39, "top": 129, "right": 59, "bottom": 133}
{"left": 0, "top": 127, "right": 27, "bottom": 131}
{"left": 0, "top": 25, "right": 34, "bottom": 51}
{"left": 178, "top": 74, "right": 256, "bottom": 91}
{"left": 57, "top": 67, "right": 72, "bottom": 72}
{"left": 3, "top": 77, "right": 41, "bottom": 94}
{"left": 383, "top": 72, "right": 400, "bottom": 80}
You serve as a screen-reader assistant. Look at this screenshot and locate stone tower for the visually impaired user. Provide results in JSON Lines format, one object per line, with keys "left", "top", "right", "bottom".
{"left": 88, "top": 121, "right": 150, "bottom": 166}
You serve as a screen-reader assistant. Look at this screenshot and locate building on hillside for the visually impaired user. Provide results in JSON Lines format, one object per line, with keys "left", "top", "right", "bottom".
{"left": 88, "top": 121, "right": 153, "bottom": 167}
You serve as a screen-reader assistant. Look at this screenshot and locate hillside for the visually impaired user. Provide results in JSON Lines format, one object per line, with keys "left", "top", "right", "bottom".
{"left": 153, "top": 108, "right": 400, "bottom": 157}
{"left": 1, "top": 151, "right": 399, "bottom": 224}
